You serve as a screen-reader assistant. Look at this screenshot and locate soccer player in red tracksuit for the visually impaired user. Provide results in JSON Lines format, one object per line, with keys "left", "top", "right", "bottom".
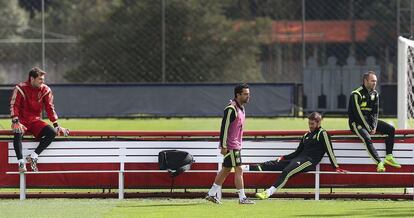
{"left": 205, "top": 83, "right": 254, "bottom": 205}
{"left": 10, "top": 67, "right": 69, "bottom": 172}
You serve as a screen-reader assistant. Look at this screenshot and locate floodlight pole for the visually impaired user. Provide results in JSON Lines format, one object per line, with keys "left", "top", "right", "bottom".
{"left": 42, "top": 0, "right": 46, "bottom": 70}
{"left": 301, "top": 0, "right": 306, "bottom": 71}
{"left": 161, "top": 0, "right": 166, "bottom": 83}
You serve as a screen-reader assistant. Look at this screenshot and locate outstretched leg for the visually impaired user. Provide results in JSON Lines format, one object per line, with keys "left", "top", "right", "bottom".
{"left": 256, "top": 156, "right": 314, "bottom": 199}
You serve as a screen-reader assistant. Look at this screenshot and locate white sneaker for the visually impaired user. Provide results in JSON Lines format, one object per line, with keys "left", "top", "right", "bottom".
{"left": 26, "top": 155, "right": 38, "bottom": 172}
{"left": 239, "top": 197, "right": 255, "bottom": 204}
{"left": 18, "top": 162, "right": 27, "bottom": 173}
{"left": 205, "top": 194, "right": 222, "bottom": 204}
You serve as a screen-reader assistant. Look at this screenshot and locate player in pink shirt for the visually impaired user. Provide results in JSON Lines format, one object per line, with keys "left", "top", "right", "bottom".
{"left": 205, "top": 83, "right": 254, "bottom": 204}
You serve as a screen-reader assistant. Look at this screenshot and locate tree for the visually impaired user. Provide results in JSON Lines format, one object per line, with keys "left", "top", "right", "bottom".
{"left": 0, "top": 0, "right": 28, "bottom": 37}
{"left": 354, "top": 0, "right": 397, "bottom": 82}
{"left": 24, "top": 0, "right": 122, "bottom": 64}
{"left": 224, "top": 0, "right": 301, "bottom": 20}
{"left": 0, "top": 0, "right": 29, "bottom": 61}
{"left": 65, "top": 0, "right": 267, "bottom": 83}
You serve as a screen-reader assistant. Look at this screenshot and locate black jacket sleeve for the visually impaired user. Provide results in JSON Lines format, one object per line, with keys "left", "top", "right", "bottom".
{"left": 371, "top": 92, "right": 379, "bottom": 130}
{"left": 349, "top": 92, "right": 372, "bottom": 131}
{"left": 319, "top": 130, "right": 339, "bottom": 169}
{"left": 219, "top": 106, "right": 236, "bottom": 148}
{"left": 284, "top": 134, "right": 306, "bottom": 160}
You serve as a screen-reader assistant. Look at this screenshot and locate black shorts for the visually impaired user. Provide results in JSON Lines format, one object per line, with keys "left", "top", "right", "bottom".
{"left": 223, "top": 149, "right": 242, "bottom": 168}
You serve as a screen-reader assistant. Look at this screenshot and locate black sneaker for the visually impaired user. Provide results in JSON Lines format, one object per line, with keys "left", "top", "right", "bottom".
{"left": 205, "top": 194, "right": 222, "bottom": 204}
{"left": 26, "top": 155, "right": 38, "bottom": 172}
{"left": 239, "top": 197, "right": 255, "bottom": 204}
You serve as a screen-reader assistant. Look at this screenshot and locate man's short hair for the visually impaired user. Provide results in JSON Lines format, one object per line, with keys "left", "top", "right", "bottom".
{"left": 234, "top": 83, "right": 249, "bottom": 98}
{"left": 308, "top": 112, "right": 322, "bottom": 122}
{"left": 29, "top": 67, "right": 46, "bottom": 79}
{"left": 362, "top": 71, "right": 376, "bottom": 82}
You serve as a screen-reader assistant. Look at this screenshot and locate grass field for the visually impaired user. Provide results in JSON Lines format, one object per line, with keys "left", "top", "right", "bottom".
{"left": 1, "top": 198, "right": 414, "bottom": 218}
{"left": 0, "top": 117, "right": 397, "bottom": 131}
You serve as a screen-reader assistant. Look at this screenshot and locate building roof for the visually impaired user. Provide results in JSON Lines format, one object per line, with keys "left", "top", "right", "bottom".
{"left": 263, "top": 20, "right": 376, "bottom": 43}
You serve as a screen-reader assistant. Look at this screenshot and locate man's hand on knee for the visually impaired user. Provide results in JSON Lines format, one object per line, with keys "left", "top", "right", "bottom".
{"left": 53, "top": 123, "right": 70, "bottom": 137}
{"left": 11, "top": 118, "right": 26, "bottom": 134}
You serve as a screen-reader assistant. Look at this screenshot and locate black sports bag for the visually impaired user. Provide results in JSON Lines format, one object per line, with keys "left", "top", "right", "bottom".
{"left": 158, "top": 150, "right": 194, "bottom": 177}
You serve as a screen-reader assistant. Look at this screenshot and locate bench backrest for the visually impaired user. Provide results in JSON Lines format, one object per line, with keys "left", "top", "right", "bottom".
{"left": 8, "top": 141, "right": 221, "bottom": 164}
{"left": 242, "top": 141, "right": 413, "bottom": 165}
{"left": 8, "top": 140, "right": 414, "bottom": 165}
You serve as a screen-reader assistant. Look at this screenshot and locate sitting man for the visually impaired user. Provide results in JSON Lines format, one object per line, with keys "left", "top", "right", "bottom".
{"left": 245, "top": 112, "right": 347, "bottom": 199}
{"left": 10, "top": 67, "right": 69, "bottom": 172}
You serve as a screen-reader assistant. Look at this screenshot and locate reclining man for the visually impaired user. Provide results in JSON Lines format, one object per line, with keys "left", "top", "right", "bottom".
{"left": 244, "top": 112, "right": 347, "bottom": 200}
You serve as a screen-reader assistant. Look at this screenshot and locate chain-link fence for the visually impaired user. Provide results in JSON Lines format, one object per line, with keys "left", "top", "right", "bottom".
{"left": 0, "top": 0, "right": 410, "bottom": 84}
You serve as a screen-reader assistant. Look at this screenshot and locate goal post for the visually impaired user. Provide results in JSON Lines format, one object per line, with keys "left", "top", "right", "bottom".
{"left": 397, "top": 36, "right": 414, "bottom": 129}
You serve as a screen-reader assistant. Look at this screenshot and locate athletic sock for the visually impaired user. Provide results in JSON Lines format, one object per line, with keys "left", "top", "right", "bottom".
{"left": 237, "top": 189, "right": 246, "bottom": 200}
{"left": 266, "top": 186, "right": 276, "bottom": 196}
{"left": 208, "top": 183, "right": 221, "bottom": 196}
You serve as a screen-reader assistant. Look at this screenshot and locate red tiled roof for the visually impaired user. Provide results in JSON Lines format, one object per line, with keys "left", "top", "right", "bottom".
{"left": 267, "top": 20, "right": 376, "bottom": 43}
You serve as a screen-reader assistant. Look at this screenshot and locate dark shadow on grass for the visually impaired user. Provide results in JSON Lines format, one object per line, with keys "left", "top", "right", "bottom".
{"left": 366, "top": 208, "right": 414, "bottom": 217}
{"left": 376, "top": 213, "right": 414, "bottom": 217}
{"left": 355, "top": 206, "right": 414, "bottom": 217}
{"left": 116, "top": 202, "right": 204, "bottom": 208}
{"left": 294, "top": 208, "right": 414, "bottom": 217}
{"left": 292, "top": 214, "right": 356, "bottom": 217}
{"left": 355, "top": 207, "right": 413, "bottom": 210}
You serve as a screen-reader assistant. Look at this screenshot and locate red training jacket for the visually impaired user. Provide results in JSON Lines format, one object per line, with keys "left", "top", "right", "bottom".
{"left": 9, "top": 81, "right": 58, "bottom": 124}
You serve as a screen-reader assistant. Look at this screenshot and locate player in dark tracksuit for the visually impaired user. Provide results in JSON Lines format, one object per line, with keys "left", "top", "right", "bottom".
{"left": 348, "top": 71, "right": 401, "bottom": 172}
{"left": 253, "top": 112, "right": 347, "bottom": 200}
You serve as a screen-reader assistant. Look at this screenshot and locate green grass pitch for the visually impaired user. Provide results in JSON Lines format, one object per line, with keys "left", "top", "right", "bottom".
{"left": 0, "top": 198, "right": 414, "bottom": 217}
{"left": 0, "top": 117, "right": 397, "bottom": 131}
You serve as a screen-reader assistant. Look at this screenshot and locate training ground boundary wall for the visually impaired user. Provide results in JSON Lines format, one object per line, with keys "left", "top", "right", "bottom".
{"left": 0, "top": 83, "right": 295, "bottom": 118}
